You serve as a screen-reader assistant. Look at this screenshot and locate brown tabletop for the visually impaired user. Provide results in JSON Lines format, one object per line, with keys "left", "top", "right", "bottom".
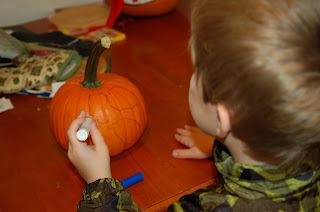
{"left": 0, "top": 1, "right": 218, "bottom": 211}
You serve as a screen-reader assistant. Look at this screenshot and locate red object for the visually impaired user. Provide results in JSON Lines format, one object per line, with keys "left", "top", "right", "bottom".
{"left": 50, "top": 1, "right": 125, "bottom": 36}
{"left": 30, "top": 50, "right": 55, "bottom": 56}
{"left": 121, "top": 0, "right": 182, "bottom": 17}
{"left": 88, "top": 0, "right": 125, "bottom": 32}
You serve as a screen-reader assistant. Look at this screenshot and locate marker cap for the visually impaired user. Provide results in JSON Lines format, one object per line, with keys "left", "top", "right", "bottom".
{"left": 121, "top": 172, "right": 144, "bottom": 189}
{"left": 76, "top": 129, "right": 88, "bottom": 141}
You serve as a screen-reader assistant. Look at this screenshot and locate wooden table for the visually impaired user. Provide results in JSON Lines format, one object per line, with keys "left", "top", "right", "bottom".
{"left": 0, "top": 1, "right": 218, "bottom": 211}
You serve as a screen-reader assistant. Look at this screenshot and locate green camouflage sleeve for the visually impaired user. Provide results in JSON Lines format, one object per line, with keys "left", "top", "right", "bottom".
{"left": 167, "top": 179, "right": 301, "bottom": 212}
{"left": 167, "top": 179, "right": 232, "bottom": 212}
{"left": 167, "top": 141, "right": 320, "bottom": 211}
{"left": 78, "top": 178, "right": 141, "bottom": 212}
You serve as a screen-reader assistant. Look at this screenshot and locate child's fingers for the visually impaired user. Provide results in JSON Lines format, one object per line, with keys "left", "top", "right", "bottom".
{"left": 77, "top": 110, "right": 87, "bottom": 118}
{"left": 186, "top": 125, "right": 201, "bottom": 132}
{"left": 184, "top": 125, "right": 191, "bottom": 130}
{"left": 90, "top": 120, "right": 108, "bottom": 150}
{"left": 174, "top": 133, "right": 194, "bottom": 147}
{"left": 67, "top": 110, "right": 87, "bottom": 148}
{"left": 176, "top": 127, "right": 192, "bottom": 136}
{"left": 172, "top": 148, "right": 199, "bottom": 159}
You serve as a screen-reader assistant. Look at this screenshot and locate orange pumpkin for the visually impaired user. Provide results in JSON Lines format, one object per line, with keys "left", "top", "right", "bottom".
{"left": 49, "top": 37, "right": 147, "bottom": 156}
{"left": 121, "top": 0, "right": 182, "bottom": 17}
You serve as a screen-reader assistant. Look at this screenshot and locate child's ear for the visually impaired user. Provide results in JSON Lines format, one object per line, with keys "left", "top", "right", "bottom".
{"left": 216, "top": 104, "right": 231, "bottom": 138}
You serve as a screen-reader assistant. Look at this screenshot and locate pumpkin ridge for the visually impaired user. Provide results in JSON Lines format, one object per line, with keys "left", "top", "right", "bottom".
{"left": 107, "top": 86, "right": 142, "bottom": 109}
{"left": 52, "top": 83, "right": 70, "bottom": 98}
{"left": 52, "top": 87, "right": 70, "bottom": 147}
{"left": 57, "top": 82, "right": 84, "bottom": 100}
{"left": 88, "top": 93, "right": 110, "bottom": 124}
{"left": 78, "top": 91, "right": 91, "bottom": 113}
{"left": 61, "top": 94, "right": 76, "bottom": 149}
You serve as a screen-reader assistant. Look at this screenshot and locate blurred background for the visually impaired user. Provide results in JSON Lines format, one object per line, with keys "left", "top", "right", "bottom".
{"left": 1, "top": 0, "right": 98, "bottom": 26}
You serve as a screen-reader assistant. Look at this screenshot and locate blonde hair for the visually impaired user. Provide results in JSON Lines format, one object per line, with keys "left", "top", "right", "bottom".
{"left": 191, "top": 0, "right": 320, "bottom": 169}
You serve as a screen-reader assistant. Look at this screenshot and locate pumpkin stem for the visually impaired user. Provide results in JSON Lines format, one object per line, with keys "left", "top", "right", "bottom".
{"left": 80, "top": 37, "right": 111, "bottom": 89}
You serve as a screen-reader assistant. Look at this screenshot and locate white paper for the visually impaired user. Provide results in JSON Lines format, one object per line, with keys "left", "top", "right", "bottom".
{"left": 49, "top": 81, "right": 66, "bottom": 98}
{"left": 0, "top": 97, "right": 14, "bottom": 113}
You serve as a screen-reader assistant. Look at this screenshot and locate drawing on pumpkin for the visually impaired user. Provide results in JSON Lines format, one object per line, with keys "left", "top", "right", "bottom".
{"left": 87, "top": 87, "right": 145, "bottom": 146}
{"left": 49, "top": 37, "right": 147, "bottom": 156}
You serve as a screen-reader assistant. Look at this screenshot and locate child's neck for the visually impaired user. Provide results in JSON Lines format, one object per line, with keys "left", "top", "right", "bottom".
{"left": 222, "top": 133, "right": 267, "bottom": 166}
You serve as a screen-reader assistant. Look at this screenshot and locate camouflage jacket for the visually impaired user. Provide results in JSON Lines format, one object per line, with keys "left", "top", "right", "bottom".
{"left": 78, "top": 142, "right": 320, "bottom": 212}
{"left": 169, "top": 141, "right": 320, "bottom": 212}
{"left": 77, "top": 178, "right": 140, "bottom": 212}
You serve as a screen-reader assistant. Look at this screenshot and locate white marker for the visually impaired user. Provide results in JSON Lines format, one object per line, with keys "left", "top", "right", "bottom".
{"left": 76, "top": 116, "right": 92, "bottom": 141}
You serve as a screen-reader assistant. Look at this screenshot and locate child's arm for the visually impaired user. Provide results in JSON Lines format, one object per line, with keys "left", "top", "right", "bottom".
{"left": 67, "top": 110, "right": 111, "bottom": 183}
{"left": 172, "top": 125, "right": 215, "bottom": 159}
{"left": 67, "top": 110, "right": 141, "bottom": 212}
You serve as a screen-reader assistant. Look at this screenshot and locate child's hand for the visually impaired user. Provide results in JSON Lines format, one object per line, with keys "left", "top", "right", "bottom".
{"left": 172, "top": 125, "right": 215, "bottom": 159}
{"left": 67, "top": 110, "right": 112, "bottom": 184}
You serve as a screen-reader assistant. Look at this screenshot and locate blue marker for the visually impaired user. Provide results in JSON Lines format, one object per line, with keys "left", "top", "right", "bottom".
{"left": 121, "top": 172, "right": 144, "bottom": 189}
